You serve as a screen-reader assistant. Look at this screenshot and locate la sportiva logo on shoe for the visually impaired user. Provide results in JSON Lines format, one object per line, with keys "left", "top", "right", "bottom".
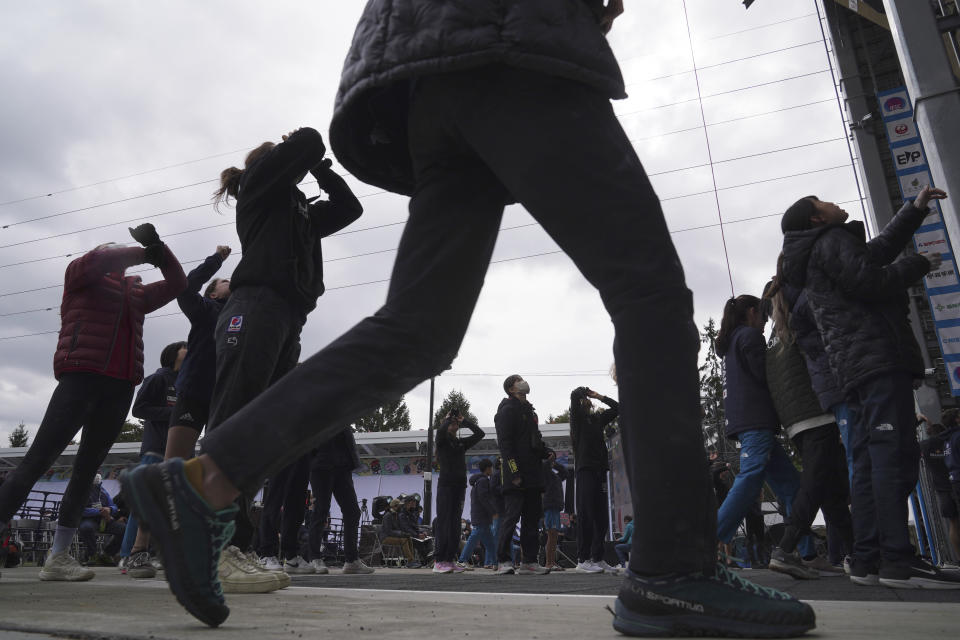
{"left": 627, "top": 581, "right": 705, "bottom": 613}
{"left": 160, "top": 467, "right": 180, "bottom": 532}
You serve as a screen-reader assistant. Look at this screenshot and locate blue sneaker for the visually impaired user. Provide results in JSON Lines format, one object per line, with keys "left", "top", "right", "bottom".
{"left": 612, "top": 563, "right": 815, "bottom": 637}
{"left": 121, "top": 458, "right": 238, "bottom": 627}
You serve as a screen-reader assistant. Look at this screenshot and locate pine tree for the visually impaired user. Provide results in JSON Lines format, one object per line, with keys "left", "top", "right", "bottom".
{"left": 115, "top": 420, "right": 144, "bottom": 443}
{"left": 352, "top": 397, "right": 412, "bottom": 432}
{"left": 432, "top": 389, "right": 479, "bottom": 428}
{"left": 546, "top": 409, "right": 571, "bottom": 424}
{"left": 8, "top": 423, "right": 29, "bottom": 447}
{"left": 700, "top": 318, "right": 734, "bottom": 462}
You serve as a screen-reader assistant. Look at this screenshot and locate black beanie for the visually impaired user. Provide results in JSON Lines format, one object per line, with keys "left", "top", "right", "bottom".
{"left": 781, "top": 196, "right": 818, "bottom": 233}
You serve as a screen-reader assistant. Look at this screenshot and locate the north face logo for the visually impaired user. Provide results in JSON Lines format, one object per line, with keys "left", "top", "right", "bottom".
{"left": 179, "top": 413, "right": 193, "bottom": 422}
{"left": 875, "top": 423, "right": 894, "bottom": 431}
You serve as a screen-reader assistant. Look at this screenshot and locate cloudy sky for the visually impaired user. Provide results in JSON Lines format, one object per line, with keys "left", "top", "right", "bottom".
{"left": 0, "top": 0, "right": 864, "bottom": 447}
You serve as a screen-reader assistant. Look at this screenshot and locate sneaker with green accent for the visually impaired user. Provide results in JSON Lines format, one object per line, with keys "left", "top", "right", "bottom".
{"left": 612, "top": 563, "right": 815, "bottom": 637}
{"left": 120, "top": 458, "right": 238, "bottom": 627}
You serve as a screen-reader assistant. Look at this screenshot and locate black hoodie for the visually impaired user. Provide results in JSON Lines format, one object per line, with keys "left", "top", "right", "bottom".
{"left": 494, "top": 396, "right": 552, "bottom": 491}
{"left": 468, "top": 472, "right": 498, "bottom": 525}
{"left": 780, "top": 201, "right": 931, "bottom": 394}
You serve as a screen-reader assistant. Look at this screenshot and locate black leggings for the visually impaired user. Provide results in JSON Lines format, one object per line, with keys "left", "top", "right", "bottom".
{"left": 576, "top": 468, "right": 609, "bottom": 562}
{"left": 0, "top": 373, "right": 134, "bottom": 528}
{"left": 434, "top": 483, "right": 465, "bottom": 562}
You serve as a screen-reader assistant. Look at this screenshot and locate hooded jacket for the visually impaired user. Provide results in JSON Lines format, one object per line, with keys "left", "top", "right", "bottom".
{"left": 230, "top": 127, "right": 363, "bottom": 319}
{"left": 329, "top": 0, "right": 626, "bottom": 196}
{"left": 174, "top": 252, "right": 227, "bottom": 399}
{"left": 54, "top": 245, "right": 186, "bottom": 384}
{"left": 542, "top": 461, "right": 568, "bottom": 512}
{"left": 783, "top": 285, "right": 844, "bottom": 411}
{"left": 495, "top": 396, "right": 552, "bottom": 491}
{"left": 311, "top": 429, "right": 361, "bottom": 472}
{"left": 720, "top": 325, "right": 779, "bottom": 439}
{"left": 380, "top": 509, "right": 405, "bottom": 539}
{"left": 781, "top": 201, "right": 931, "bottom": 394}
{"left": 468, "top": 472, "right": 498, "bottom": 526}
{"left": 132, "top": 366, "right": 178, "bottom": 456}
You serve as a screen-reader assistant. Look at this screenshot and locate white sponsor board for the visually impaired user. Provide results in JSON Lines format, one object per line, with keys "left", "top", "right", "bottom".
{"left": 899, "top": 171, "right": 932, "bottom": 199}
{"left": 937, "top": 325, "right": 960, "bottom": 356}
{"left": 885, "top": 117, "right": 917, "bottom": 144}
{"left": 930, "top": 292, "right": 960, "bottom": 322}
{"left": 916, "top": 228, "right": 948, "bottom": 255}
{"left": 893, "top": 142, "right": 925, "bottom": 171}
{"left": 926, "top": 260, "right": 959, "bottom": 289}
{"left": 880, "top": 90, "right": 911, "bottom": 118}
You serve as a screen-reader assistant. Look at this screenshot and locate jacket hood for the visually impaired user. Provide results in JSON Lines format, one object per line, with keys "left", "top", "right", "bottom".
{"left": 781, "top": 221, "right": 865, "bottom": 287}
{"left": 469, "top": 473, "right": 484, "bottom": 487}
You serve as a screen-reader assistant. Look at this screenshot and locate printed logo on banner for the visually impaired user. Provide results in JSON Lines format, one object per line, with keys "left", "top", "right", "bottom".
{"left": 937, "top": 325, "right": 960, "bottom": 356}
{"left": 915, "top": 229, "right": 948, "bottom": 254}
{"left": 925, "top": 260, "right": 959, "bottom": 290}
{"left": 881, "top": 91, "right": 910, "bottom": 117}
{"left": 930, "top": 293, "right": 960, "bottom": 322}
{"left": 893, "top": 142, "right": 925, "bottom": 172}
{"left": 885, "top": 117, "right": 917, "bottom": 143}
{"left": 899, "top": 171, "right": 932, "bottom": 199}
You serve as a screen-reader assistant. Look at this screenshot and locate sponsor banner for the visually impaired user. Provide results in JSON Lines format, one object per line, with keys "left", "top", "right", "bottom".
{"left": 892, "top": 142, "right": 926, "bottom": 172}
{"left": 926, "top": 260, "right": 959, "bottom": 290}
{"left": 879, "top": 88, "right": 911, "bottom": 119}
{"left": 949, "top": 362, "right": 960, "bottom": 394}
{"left": 930, "top": 292, "right": 960, "bottom": 322}
{"left": 915, "top": 228, "right": 949, "bottom": 255}
{"left": 885, "top": 117, "right": 918, "bottom": 144}
{"left": 898, "top": 170, "right": 933, "bottom": 199}
{"left": 938, "top": 325, "right": 960, "bottom": 357}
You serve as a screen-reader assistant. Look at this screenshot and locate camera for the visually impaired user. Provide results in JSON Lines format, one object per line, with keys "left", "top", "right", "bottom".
{"left": 450, "top": 408, "right": 460, "bottom": 418}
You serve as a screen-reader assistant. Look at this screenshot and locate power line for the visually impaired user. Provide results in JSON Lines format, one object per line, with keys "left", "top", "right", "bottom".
{"left": 704, "top": 12, "right": 817, "bottom": 41}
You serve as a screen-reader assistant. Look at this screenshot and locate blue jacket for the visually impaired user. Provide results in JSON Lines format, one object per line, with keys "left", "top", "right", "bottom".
{"left": 174, "top": 253, "right": 226, "bottom": 399}
{"left": 468, "top": 473, "right": 498, "bottom": 526}
{"left": 946, "top": 426, "right": 960, "bottom": 484}
{"left": 82, "top": 485, "right": 117, "bottom": 519}
{"left": 132, "top": 366, "right": 177, "bottom": 456}
{"left": 617, "top": 520, "right": 634, "bottom": 545}
{"left": 720, "top": 325, "right": 779, "bottom": 439}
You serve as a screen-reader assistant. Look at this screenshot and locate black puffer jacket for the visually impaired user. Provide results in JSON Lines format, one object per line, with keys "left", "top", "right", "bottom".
{"left": 781, "top": 201, "right": 931, "bottom": 394}
{"left": 783, "top": 285, "right": 843, "bottom": 411}
{"left": 468, "top": 473, "right": 497, "bottom": 526}
{"left": 329, "top": 0, "right": 626, "bottom": 196}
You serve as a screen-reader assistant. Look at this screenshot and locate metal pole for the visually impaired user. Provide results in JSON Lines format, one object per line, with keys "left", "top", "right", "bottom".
{"left": 423, "top": 376, "right": 435, "bottom": 523}
{"left": 882, "top": 0, "right": 960, "bottom": 246}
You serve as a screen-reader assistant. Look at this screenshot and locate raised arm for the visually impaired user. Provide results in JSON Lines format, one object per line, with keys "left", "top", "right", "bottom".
{"left": 64, "top": 246, "right": 149, "bottom": 292}
{"left": 460, "top": 421, "right": 485, "bottom": 450}
{"left": 309, "top": 165, "right": 364, "bottom": 237}
{"left": 142, "top": 244, "right": 188, "bottom": 313}
{"left": 177, "top": 250, "right": 226, "bottom": 320}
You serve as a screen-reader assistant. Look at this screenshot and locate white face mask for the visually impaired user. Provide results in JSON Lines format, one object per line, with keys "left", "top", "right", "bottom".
{"left": 514, "top": 380, "right": 530, "bottom": 395}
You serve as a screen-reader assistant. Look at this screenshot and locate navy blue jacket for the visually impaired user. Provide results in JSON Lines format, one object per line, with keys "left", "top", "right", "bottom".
{"left": 468, "top": 472, "right": 498, "bottom": 526}
{"left": 783, "top": 285, "right": 844, "bottom": 412}
{"left": 132, "top": 366, "right": 177, "bottom": 456}
{"left": 945, "top": 426, "right": 960, "bottom": 484}
{"left": 542, "top": 461, "right": 567, "bottom": 512}
{"left": 174, "top": 253, "right": 226, "bottom": 399}
{"left": 720, "top": 325, "right": 779, "bottom": 439}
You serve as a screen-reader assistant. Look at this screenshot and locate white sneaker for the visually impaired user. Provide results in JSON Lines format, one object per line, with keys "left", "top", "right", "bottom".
{"left": 576, "top": 561, "right": 603, "bottom": 574}
{"left": 310, "top": 558, "right": 329, "bottom": 574}
{"left": 39, "top": 551, "right": 95, "bottom": 582}
{"left": 218, "top": 546, "right": 281, "bottom": 594}
{"left": 283, "top": 555, "right": 315, "bottom": 574}
{"left": 496, "top": 564, "right": 515, "bottom": 575}
{"left": 597, "top": 560, "right": 620, "bottom": 574}
{"left": 260, "top": 555, "right": 283, "bottom": 571}
{"left": 342, "top": 559, "right": 375, "bottom": 574}
{"left": 246, "top": 550, "right": 291, "bottom": 589}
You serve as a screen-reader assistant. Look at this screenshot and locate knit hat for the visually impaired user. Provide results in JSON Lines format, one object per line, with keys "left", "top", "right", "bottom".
{"left": 781, "top": 196, "right": 818, "bottom": 233}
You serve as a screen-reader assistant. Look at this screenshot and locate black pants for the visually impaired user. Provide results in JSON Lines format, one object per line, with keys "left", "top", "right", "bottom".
{"left": 202, "top": 65, "right": 716, "bottom": 575}
{"left": 257, "top": 453, "right": 311, "bottom": 560}
{"left": 0, "top": 373, "right": 134, "bottom": 528}
{"left": 205, "top": 285, "right": 303, "bottom": 550}
{"left": 847, "top": 372, "right": 920, "bottom": 567}
{"left": 435, "top": 483, "right": 466, "bottom": 563}
{"left": 78, "top": 516, "right": 126, "bottom": 558}
{"left": 309, "top": 466, "right": 361, "bottom": 563}
{"left": 576, "top": 468, "right": 609, "bottom": 563}
{"left": 498, "top": 487, "right": 543, "bottom": 564}
{"left": 779, "top": 424, "right": 854, "bottom": 556}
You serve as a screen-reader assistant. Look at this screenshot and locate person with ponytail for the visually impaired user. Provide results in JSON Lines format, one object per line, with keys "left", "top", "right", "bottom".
{"left": 763, "top": 263, "right": 853, "bottom": 580}
{"left": 207, "top": 128, "right": 363, "bottom": 591}
{"left": 715, "top": 294, "right": 811, "bottom": 567}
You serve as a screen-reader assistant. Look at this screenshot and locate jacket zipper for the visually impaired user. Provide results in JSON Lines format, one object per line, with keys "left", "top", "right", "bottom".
{"left": 103, "top": 280, "right": 125, "bottom": 372}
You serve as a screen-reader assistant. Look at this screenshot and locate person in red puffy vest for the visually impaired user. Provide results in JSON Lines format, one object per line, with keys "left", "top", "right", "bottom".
{"left": 0, "top": 223, "right": 185, "bottom": 582}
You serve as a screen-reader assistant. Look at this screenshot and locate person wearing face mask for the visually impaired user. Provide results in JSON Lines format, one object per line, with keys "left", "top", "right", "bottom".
{"left": 494, "top": 375, "right": 552, "bottom": 575}
{"left": 0, "top": 228, "right": 185, "bottom": 582}
{"left": 569, "top": 386, "right": 619, "bottom": 574}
